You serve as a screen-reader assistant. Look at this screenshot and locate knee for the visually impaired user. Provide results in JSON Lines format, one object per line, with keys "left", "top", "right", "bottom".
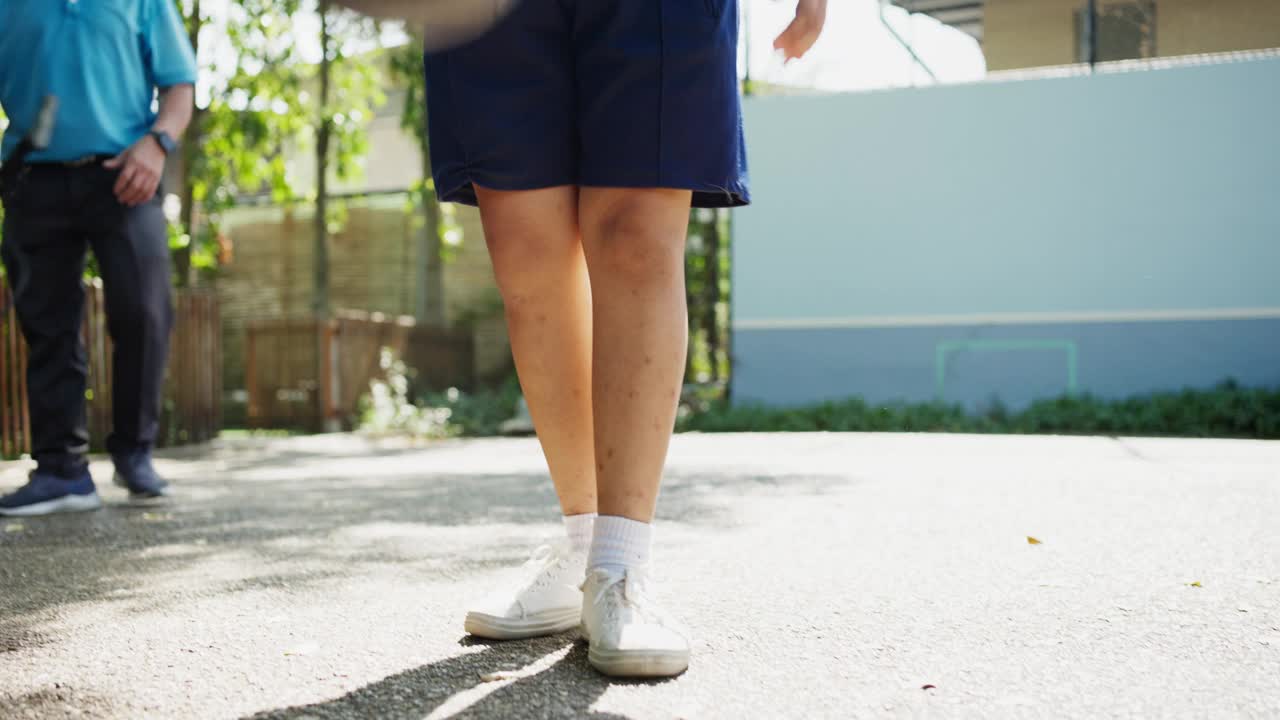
{"left": 487, "top": 231, "right": 582, "bottom": 328}
{"left": 585, "top": 193, "right": 686, "bottom": 285}
{"left": 479, "top": 186, "right": 581, "bottom": 289}
{"left": 487, "top": 226, "right": 580, "bottom": 282}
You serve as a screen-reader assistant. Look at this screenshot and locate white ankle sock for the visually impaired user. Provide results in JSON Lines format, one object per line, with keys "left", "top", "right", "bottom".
{"left": 588, "top": 515, "right": 652, "bottom": 574}
{"left": 563, "top": 512, "right": 597, "bottom": 554}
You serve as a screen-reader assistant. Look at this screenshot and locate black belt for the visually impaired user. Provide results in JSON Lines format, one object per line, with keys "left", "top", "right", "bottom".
{"left": 27, "top": 154, "right": 114, "bottom": 169}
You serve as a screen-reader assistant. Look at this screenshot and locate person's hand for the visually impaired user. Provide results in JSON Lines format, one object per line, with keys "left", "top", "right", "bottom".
{"left": 103, "top": 135, "right": 166, "bottom": 207}
{"left": 774, "top": 0, "right": 828, "bottom": 63}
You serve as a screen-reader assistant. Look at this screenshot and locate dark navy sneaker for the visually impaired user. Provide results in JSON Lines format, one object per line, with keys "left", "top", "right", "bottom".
{"left": 0, "top": 469, "right": 103, "bottom": 516}
{"left": 111, "top": 450, "right": 172, "bottom": 503}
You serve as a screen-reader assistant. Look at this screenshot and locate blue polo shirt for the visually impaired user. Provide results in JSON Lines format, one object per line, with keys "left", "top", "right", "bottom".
{"left": 0, "top": 0, "right": 197, "bottom": 163}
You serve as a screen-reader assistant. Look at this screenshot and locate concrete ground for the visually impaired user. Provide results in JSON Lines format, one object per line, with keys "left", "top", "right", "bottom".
{"left": 0, "top": 432, "right": 1277, "bottom": 719}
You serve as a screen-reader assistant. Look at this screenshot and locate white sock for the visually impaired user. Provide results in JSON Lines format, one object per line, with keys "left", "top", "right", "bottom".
{"left": 588, "top": 515, "right": 652, "bottom": 574}
{"left": 563, "top": 512, "right": 597, "bottom": 555}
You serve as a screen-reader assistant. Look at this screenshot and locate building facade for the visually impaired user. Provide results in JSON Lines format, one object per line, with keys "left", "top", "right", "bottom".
{"left": 732, "top": 53, "right": 1280, "bottom": 409}
{"left": 896, "top": 0, "right": 1280, "bottom": 71}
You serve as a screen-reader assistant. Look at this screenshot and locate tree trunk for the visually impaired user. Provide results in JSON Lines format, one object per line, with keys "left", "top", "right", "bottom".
{"left": 706, "top": 213, "right": 722, "bottom": 382}
{"left": 314, "top": 1, "right": 336, "bottom": 431}
{"left": 415, "top": 149, "right": 446, "bottom": 326}
{"left": 722, "top": 211, "right": 734, "bottom": 402}
{"left": 685, "top": 238, "right": 698, "bottom": 383}
{"left": 176, "top": 108, "right": 203, "bottom": 288}
{"left": 174, "top": 0, "right": 202, "bottom": 288}
{"left": 313, "top": 0, "right": 332, "bottom": 319}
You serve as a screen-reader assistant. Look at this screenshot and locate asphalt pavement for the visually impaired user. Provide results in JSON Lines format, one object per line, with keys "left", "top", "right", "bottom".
{"left": 1, "top": 432, "right": 1277, "bottom": 719}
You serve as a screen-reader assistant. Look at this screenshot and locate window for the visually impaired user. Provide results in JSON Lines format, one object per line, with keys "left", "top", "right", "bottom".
{"left": 1075, "top": 1, "right": 1157, "bottom": 63}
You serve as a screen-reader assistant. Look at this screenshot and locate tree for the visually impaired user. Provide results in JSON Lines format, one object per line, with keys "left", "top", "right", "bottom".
{"left": 310, "top": 0, "right": 384, "bottom": 318}
{"left": 388, "top": 37, "right": 446, "bottom": 327}
{"left": 176, "top": 0, "right": 308, "bottom": 286}
{"left": 174, "top": 0, "right": 383, "bottom": 302}
{"left": 314, "top": 0, "right": 334, "bottom": 317}
{"left": 0, "top": 108, "right": 6, "bottom": 261}
{"left": 685, "top": 209, "right": 730, "bottom": 385}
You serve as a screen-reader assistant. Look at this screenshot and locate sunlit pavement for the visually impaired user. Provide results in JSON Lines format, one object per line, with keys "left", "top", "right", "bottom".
{"left": 2, "top": 432, "right": 1278, "bottom": 719}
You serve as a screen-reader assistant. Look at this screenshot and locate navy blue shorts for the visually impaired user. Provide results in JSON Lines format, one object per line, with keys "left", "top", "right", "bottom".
{"left": 423, "top": 0, "right": 749, "bottom": 209}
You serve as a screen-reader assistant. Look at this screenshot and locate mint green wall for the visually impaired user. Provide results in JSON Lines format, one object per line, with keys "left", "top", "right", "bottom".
{"left": 735, "top": 57, "right": 1280, "bottom": 324}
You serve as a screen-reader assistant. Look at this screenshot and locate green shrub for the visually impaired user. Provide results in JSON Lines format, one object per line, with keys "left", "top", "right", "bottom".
{"left": 361, "top": 372, "right": 1279, "bottom": 440}
{"left": 417, "top": 374, "right": 523, "bottom": 437}
{"left": 359, "top": 349, "right": 455, "bottom": 438}
{"left": 678, "top": 381, "right": 1280, "bottom": 439}
{"left": 359, "top": 349, "right": 523, "bottom": 439}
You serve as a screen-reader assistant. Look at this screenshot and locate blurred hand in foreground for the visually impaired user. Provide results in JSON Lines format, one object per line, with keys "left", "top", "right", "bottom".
{"left": 774, "top": 0, "right": 828, "bottom": 63}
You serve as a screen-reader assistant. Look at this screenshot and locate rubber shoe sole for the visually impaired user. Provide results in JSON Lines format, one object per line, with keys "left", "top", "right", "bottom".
{"left": 464, "top": 607, "right": 581, "bottom": 640}
{"left": 586, "top": 644, "right": 689, "bottom": 678}
{"left": 0, "top": 492, "right": 103, "bottom": 517}
{"left": 580, "top": 622, "right": 689, "bottom": 678}
{"left": 112, "top": 472, "right": 172, "bottom": 505}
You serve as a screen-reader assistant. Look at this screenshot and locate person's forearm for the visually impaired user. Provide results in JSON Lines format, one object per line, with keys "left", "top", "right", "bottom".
{"left": 152, "top": 84, "right": 194, "bottom": 138}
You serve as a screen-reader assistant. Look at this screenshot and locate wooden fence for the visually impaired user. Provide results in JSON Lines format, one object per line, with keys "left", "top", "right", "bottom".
{"left": 1, "top": 276, "right": 222, "bottom": 459}
{"left": 246, "top": 312, "right": 474, "bottom": 432}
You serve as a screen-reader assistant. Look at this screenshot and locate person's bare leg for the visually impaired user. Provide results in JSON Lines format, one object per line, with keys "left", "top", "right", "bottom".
{"left": 475, "top": 185, "right": 596, "bottom": 515}
{"left": 578, "top": 188, "right": 692, "bottom": 522}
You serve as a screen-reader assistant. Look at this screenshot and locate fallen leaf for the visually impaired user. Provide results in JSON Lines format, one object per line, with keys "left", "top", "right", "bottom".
{"left": 1026, "top": 536, "right": 1042, "bottom": 545}
{"left": 1188, "top": 581, "right": 1202, "bottom": 588}
{"left": 480, "top": 671, "right": 516, "bottom": 682}
{"left": 922, "top": 684, "right": 937, "bottom": 691}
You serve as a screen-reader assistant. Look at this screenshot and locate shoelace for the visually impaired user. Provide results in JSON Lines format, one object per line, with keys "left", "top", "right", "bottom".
{"left": 591, "top": 570, "right": 670, "bottom": 627}
{"left": 519, "top": 542, "right": 570, "bottom": 590}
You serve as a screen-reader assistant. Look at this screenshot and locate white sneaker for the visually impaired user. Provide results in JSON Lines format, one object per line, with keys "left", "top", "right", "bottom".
{"left": 580, "top": 567, "right": 690, "bottom": 678}
{"left": 464, "top": 540, "right": 586, "bottom": 640}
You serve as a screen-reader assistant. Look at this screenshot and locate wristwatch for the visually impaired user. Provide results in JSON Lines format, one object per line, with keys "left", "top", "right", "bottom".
{"left": 149, "top": 130, "right": 178, "bottom": 156}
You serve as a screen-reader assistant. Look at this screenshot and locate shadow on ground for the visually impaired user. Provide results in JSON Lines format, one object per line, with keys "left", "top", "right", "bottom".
{"left": 0, "top": 437, "right": 844, "bottom": 666}
{"left": 247, "top": 635, "right": 645, "bottom": 720}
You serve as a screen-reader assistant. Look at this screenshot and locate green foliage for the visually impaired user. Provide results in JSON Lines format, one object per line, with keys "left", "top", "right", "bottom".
{"left": 359, "top": 349, "right": 522, "bottom": 438}
{"left": 451, "top": 288, "right": 505, "bottom": 329}
{"left": 174, "top": 0, "right": 385, "bottom": 284}
{"left": 417, "top": 375, "right": 524, "bottom": 437}
{"left": 186, "top": 0, "right": 306, "bottom": 207}
{"left": 387, "top": 39, "right": 438, "bottom": 222}
{"left": 315, "top": 6, "right": 385, "bottom": 188}
{"left": 360, "top": 348, "right": 455, "bottom": 438}
{"left": 685, "top": 208, "right": 730, "bottom": 384}
{"left": 0, "top": 107, "right": 7, "bottom": 261}
{"left": 387, "top": 38, "right": 428, "bottom": 152}
{"left": 174, "top": 0, "right": 309, "bottom": 283}
{"left": 679, "top": 381, "right": 1280, "bottom": 439}
{"left": 388, "top": 32, "right": 456, "bottom": 329}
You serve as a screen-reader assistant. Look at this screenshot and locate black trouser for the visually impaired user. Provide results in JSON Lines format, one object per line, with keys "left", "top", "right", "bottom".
{"left": 0, "top": 162, "right": 173, "bottom": 477}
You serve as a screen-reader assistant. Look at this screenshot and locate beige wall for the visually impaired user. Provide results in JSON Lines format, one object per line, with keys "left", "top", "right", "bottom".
{"left": 984, "top": 0, "right": 1080, "bottom": 71}
{"left": 1158, "top": 0, "right": 1280, "bottom": 56}
{"left": 984, "top": 0, "right": 1280, "bottom": 71}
